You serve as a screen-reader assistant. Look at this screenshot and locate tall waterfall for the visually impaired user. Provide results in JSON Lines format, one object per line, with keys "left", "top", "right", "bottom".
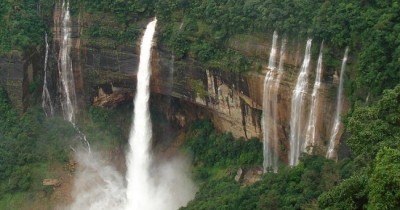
{"left": 68, "top": 18, "right": 195, "bottom": 210}
{"left": 58, "top": 0, "right": 76, "bottom": 123}
{"left": 42, "top": 33, "right": 54, "bottom": 117}
{"left": 57, "top": 0, "right": 90, "bottom": 152}
{"left": 326, "top": 48, "right": 349, "bottom": 159}
{"left": 263, "top": 31, "right": 279, "bottom": 173}
{"left": 125, "top": 18, "right": 157, "bottom": 209}
{"left": 289, "top": 39, "right": 312, "bottom": 166}
{"left": 304, "top": 43, "right": 324, "bottom": 153}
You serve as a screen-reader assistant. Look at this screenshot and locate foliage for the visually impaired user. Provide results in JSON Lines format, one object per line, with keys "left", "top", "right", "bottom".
{"left": 0, "top": 0, "right": 51, "bottom": 54}
{"left": 368, "top": 147, "right": 400, "bottom": 209}
{"left": 83, "top": 106, "right": 128, "bottom": 148}
{"left": 182, "top": 120, "right": 348, "bottom": 210}
{"left": 345, "top": 85, "right": 400, "bottom": 161}
{"left": 78, "top": 0, "right": 158, "bottom": 48}
{"left": 319, "top": 85, "right": 400, "bottom": 209}
{"left": 80, "top": 0, "right": 156, "bottom": 24}
{"left": 0, "top": 88, "right": 72, "bottom": 195}
{"left": 184, "top": 120, "right": 262, "bottom": 168}
{"left": 155, "top": 0, "right": 400, "bottom": 94}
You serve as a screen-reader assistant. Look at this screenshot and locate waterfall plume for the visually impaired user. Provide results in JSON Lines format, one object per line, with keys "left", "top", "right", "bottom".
{"left": 58, "top": 0, "right": 76, "bottom": 123}
{"left": 326, "top": 47, "right": 349, "bottom": 159}
{"left": 68, "top": 18, "right": 195, "bottom": 210}
{"left": 124, "top": 18, "right": 195, "bottom": 210}
{"left": 42, "top": 33, "right": 54, "bottom": 117}
{"left": 289, "top": 39, "right": 312, "bottom": 166}
{"left": 57, "top": 0, "right": 91, "bottom": 152}
{"left": 263, "top": 31, "right": 279, "bottom": 173}
{"left": 304, "top": 42, "right": 324, "bottom": 154}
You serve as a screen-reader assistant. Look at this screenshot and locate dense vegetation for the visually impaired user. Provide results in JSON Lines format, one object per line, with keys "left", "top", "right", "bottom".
{"left": 0, "top": 88, "right": 72, "bottom": 207}
{"left": 0, "top": 88, "right": 127, "bottom": 208}
{"left": 0, "top": 0, "right": 54, "bottom": 54}
{"left": 318, "top": 85, "right": 400, "bottom": 209}
{"left": 181, "top": 89, "right": 400, "bottom": 209}
{"left": 1, "top": 0, "right": 399, "bottom": 209}
{"left": 156, "top": 0, "right": 400, "bottom": 97}
{"left": 2, "top": 0, "right": 399, "bottom": 96}
{"left": 181, "top": 120, "right": 355, "bottom": 209}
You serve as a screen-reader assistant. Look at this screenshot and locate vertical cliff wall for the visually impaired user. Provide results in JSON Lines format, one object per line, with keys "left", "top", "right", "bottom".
{"left": 48, "top": 7, "right": 350, "bottom": 162}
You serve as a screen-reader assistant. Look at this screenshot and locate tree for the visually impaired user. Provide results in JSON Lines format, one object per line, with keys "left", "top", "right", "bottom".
{"left": 368, "top": 147, "right": 400, "bottom": 209}
{"left": 345, "top": 85, "right": 400, "bottom": 160}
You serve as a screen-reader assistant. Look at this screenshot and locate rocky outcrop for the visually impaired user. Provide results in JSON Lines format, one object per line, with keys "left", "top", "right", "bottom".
{"left": 0, "top": 51, "right": 41, "bottom": 113}
{"left": 44, "top": 7, "right": 349, "bottom": 162}
{"left": 0, "top": 52, "right": 26, "bottom": 111}
{"left": 150, "top": 36, "right": 344, "bottom": 160}
{"left": 77, "top": 28, "right": 344, "bottom": 158}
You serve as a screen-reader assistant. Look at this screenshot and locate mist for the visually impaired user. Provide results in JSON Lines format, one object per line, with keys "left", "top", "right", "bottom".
{"left": 64, "top": 149, "right": 196, "bottom": 210}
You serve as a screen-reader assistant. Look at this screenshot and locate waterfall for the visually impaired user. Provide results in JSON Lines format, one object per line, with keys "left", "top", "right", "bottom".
{"left": 326, "top": 48, "right": 349, "bottom": 159}
{"left": 278, "top": 39, "right": 287, "bottom": 72}
{"left": 57, "top": 0, "right": 90, "bottom": 152}
{"left": 58, "top": 0, "right": 76, "bottom": 123}
{"left": 68, "top": 18, "right": 195, "bottom": 210}
{"left": 125, "top": 18, "right": 157, "bottom": 209}
{"left": 124, "top": 18, "right": 195, "bottom": 210}
{"left": 268, "top": 31, "right": 278, "bottom": 70}
{"left": 304, "top": 42, "right": 324, "bottom": 154}
{"left": 289, "top": 39, "right": 312, "bottom": 166}
{"left": 42, "top": 33, "right": 54, "bottom": 117}
{"left": 275, "top": 38, "right": 287, "bottom": 89}
{"left": 263, "top": 31, "right": 279, "bottom": 173}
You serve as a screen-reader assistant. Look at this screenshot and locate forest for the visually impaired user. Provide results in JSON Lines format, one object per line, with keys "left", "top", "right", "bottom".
{"left": 1, "top": 0, "right": 399, "bottom": 209}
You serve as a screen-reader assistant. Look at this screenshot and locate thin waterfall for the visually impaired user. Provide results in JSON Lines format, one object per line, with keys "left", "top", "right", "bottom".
{"left": 58, "top": 0, "right": 90, "bottom": 152}
{"left": 263, "top": 31, "right": 279, "bottom": 173}
{"left": 289, "top": 39, "right": 312, "bottom": 166}
{"left": 268, "top": 31, "right": 278, "bottom": 70}
{"left": 275, "top": 38, "right": 287, "bottom": 92}
{"left": 304, "top": 42, "right": 324, "bottom": 154}
{"left": 125, "top": 19, "right": 157, "bottom": 210}
{"left": 326, "top": 48, "right": 349, "bottom": 159}
{"left": 270, "top": 38, "right": 286, "bottom": 171}
{"left": 278, "top": 39, "right": 287, "bottom": 73}
{"left": 58, "top": 0, "right": 76, "bottom": 123}
{"left": 42, "top": 33, "right": 54, "bottom": 117}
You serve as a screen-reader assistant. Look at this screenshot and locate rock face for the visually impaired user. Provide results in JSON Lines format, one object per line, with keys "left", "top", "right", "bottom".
{"left": 0, "top": 51, "right": 40, "bottom": 113}
{"left": 0, "top": 9, "right": 348, "bottom": 165}
{"left": 0, "top": 52, "right": 26, "bottom": 111}
{"left": 43, "top": 179, "right": 61, "bottom": 187}
{"left": 150, "top": 38, "right": 341, "bottom": 160}
{"left": 71, "top": 16, "right": 344, "bottom": 158}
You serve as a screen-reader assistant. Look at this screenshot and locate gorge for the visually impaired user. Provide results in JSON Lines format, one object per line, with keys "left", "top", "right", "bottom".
{"left": 1, "top": 0, "right": 399, "bottom": 209}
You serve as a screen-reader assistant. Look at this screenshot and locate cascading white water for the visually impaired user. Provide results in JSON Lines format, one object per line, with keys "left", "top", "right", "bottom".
{"left": 58, "top": 0, "right": 90, "bottom": 152}
{"left": 125, "top": 18, "right": 157, "bottom": 210}
{"left": 289, "top": 39, "right": 312, "bottom": 166}
{"left": 267, "top": 31, "right": 278, "bottom": 70}
{"left": 275, "top": 38, "right": 287, "bottom": 91}
{"left": 58, "top": 0, "right": 76, "bottom": 123}
{"left": 263, "top": 31, "right": 279, "bottom": 173}
{"left": 304, "top": 43, "right": 324, "bottom": 154}
{"left": 278, "top": 39, "right": 287, "bottom": 73}
{"left": 326, "top": 47, "right": 349, "bottom": 159}
{"left": 124, "top": 18, "right": 196, "bottom": 210}
{"left": 42, "top": 33, "right": 54, "bottom": 117}
{"left": 68, "top": 18, "right": 195, "bottom": 210}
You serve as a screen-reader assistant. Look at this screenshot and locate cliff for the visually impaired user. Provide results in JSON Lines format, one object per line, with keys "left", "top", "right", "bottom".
{"left": 1, "top": 7, "right": 349, "bottom": 164}
{"left": 0, "top": 50, "right": 42, "bottom": 113}
{"left": 79, "top": 23, "right": 343, "bottom": 160}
